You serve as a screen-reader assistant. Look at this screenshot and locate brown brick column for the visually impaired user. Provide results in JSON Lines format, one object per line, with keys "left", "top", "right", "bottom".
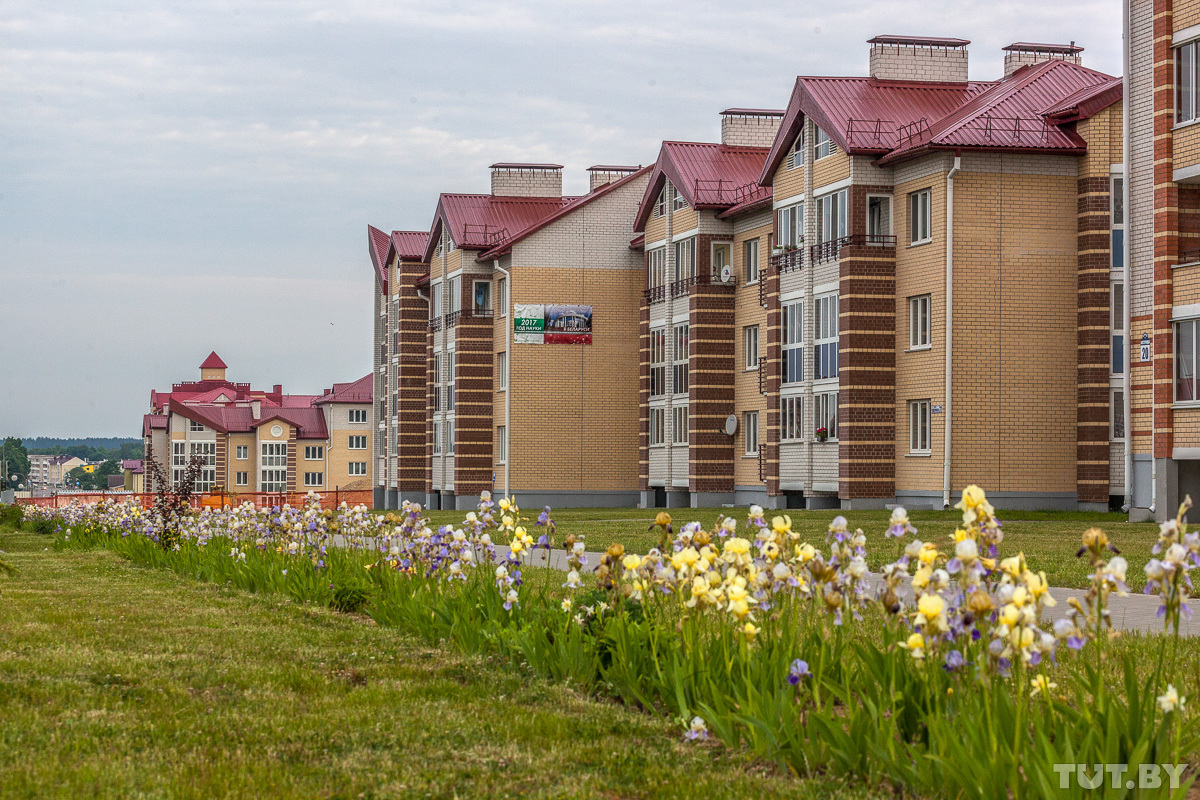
{"left": 1152, "top": 0, "right": 1176, "bottom": 472}
{"left": 764, "top": 257, "right": 782, "bottom": 498}
{"left": 215, "top": 436, "right": 227, "bottom": 491}
{"left": 1077, "top": 177, "right": 1112, "bottom": 505}
{"left": 287, "top": 428, "right": 298, "bottom": 492}
{"left": 688, "top": 280, "right": 736, "bottom": 498}
{"left": 837, "top": 242, "right": 896, "bottom": 502}
{"left": 453, "top": 313, "right": 494, "bottom": 498}
{"left": 398, "top": 260, "right": 430, "bottom": 496}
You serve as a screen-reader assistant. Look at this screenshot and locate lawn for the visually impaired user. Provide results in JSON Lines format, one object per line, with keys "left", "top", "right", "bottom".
{"left": 0, "top": 525, "right": 876, "bottom": 800}
{"left": 406, "top": 505, "right": 1160, "bottom": 590}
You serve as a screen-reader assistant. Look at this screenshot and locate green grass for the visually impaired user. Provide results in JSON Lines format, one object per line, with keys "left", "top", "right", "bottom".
{"left": 398, "top": 505, "right": 1158, "bottom": 590}
{"left": 0, "top": 525, "right": 878, "bottom": 800}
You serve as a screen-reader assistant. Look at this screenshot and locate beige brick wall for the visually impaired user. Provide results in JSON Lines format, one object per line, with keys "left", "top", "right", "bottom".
{"left": 327, "top": 403, "right": 373, "bottom": 491}
{"left": 644, "top": 209, "right": 667, "bottom": 245}
{"left": 773, "top": 159, "right": 805, "bottom": 204}
{"left": 721, "top": 114, "right": 782, "bottom": 148}
{"left": 1174, "top": 262, "right": 1200, "bottom": 305}
{"left": 1177, "top": 0, "right": 1200, "bottom": 31}
{"left": 671, "top": 204, "right": 698, "bottom": 234}
{"left": 491, "top": 167, "right": 563, "bottom": 198}
{"left": 1175, "top": 123, "right": 1200, "bottom": 172}
{"left": 813, "top": 149, "right": 850, "bottom": 190}
{"left": 226, "top": 432, "right": 256, "bottom": 491}
{"left": 1078, "top": 103, "right": 1124, "bottom": 179}
{"left": 869, "top": 44, "right": 969, "bottom": 83}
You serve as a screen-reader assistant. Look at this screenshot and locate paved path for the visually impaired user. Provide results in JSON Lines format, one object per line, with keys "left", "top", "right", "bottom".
{"left": 496, "top": 545, "right": 1197, "bottom": 637}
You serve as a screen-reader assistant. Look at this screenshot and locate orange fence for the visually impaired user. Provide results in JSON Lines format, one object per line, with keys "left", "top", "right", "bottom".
{"left": 16, "top": 490, "right": 375, "bottom": 511}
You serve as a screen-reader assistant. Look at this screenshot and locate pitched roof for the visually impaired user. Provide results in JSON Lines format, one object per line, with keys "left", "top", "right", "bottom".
{"left": 1040, "top": 75, "right": 1123, "bottom": 123}
{"left": 423, "top": 193, "right": 578, "bottom": 262}
{"left": 477, "top": 166, "right": 651, "bottom": 260}
{"left": 314, "top": 374, "right": 373, "bottom": 405}
{"left": 121, "top": 459, "right": 144, "bottom": 473}
{"left": 143, "top": 414, "right": 168, "bottom": 436}
{"left": 253, "top": 407, "right": 329, "bottom": 439}
{"left": 367, "top": 224, "right": 392, "bottom": 293}
{"left": 200, "top": 351, "right": 227, "bottom": 370}
{"left": 388, "top": 231, "right": 430, "bottom": 264}
{"left": 634, "top": 142, "right": 770, "bottom": 232}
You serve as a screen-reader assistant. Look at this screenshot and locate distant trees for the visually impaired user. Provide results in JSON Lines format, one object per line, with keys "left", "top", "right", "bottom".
{"left": 23, "top": 438, "right": 142, "bottom": 464}
{"left": 0, "top": 438, "right": 30, "bottom": 488}
{"left": 66, "top": 460, "right": 121, "bottom": 491}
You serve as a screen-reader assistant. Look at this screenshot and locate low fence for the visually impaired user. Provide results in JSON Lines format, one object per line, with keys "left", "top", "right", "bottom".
{"left": 15, "top": 489, "right": 375, "bottom": 511}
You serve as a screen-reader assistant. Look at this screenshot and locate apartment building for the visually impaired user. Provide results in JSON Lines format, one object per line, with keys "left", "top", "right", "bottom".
{"left": 1125, "top": 0, "right": 1200, "bottom": 520}
{"left": 142, "top": 352, "right": 373, "bottom": 494}
{"left": 26, "top": 453, "right": 86, "bottom": 488}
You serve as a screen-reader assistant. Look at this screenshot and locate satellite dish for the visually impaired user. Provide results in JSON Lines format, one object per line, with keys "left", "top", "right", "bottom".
{"left": 724, "top": 414, "right": 737, "bottom": 436}
{"left": 720, "top": 265, "right": 734, "bottom": 283}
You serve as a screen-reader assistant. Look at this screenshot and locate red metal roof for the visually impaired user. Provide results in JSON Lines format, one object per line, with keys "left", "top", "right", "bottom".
{"left": 143, "top": 414, "right": 168, "bottom": 436}
{"left": 489, "top": 162, "right": 563, "bottom": 170}
{"left": 200, "top": 351, "right": 227, "bottom": 370}
{"left": 314, "top": 374, "right": 373, "bottom": 405}
{"left": 423, "top": 193, "right": 578, "bottom": 262}
{"left": 634, "top": 142, "right": 770, "bottom": 232}
{"left": 1004, "top": 42, "right": 1084, "bottom": 54}
{"left": 252, "top": 407, "right": 329, "bottom": 439}
{"left": 1040, "top": 75, "right": 1122, "bottom": 123}
{"left": 367, "top": 224, "right": 391, "bottom": 293}
{"left": 389, "top": 231, "right": 429, "bottom": 262}
{"left": 587, "top": 164, "right": 642, "bottom": 171}
{"left": 721, "top": 108, "right": 785, "bottom": 117}
{"left": 868, "top": 35, "right": 970, "bottom": 47}
{"left": 478, "top": 166, "right": 651, "bottom": 260}
{"left": 877, "top": 60, "right": 1114, "bottom": 164}
{"left": 629, "top": 233, "right": 645, "bottom": 249}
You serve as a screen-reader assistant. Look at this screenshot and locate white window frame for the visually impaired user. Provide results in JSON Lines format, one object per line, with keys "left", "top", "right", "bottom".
{"left": 653, "top": 188, "right": 666, "bottom": 218}
{"left": 497, "top": 276, "right": 508, "bottom": 316}
{"left": 1178, "top": 40, "right": 1199, "bottom": 125}
{"left": 429, "top": 281, "right": 442, "bottom": 320}
{"left": 447, "top": 349, "right": 456, "bottom": 412}
{"left": 908, "top": 399, "right": 931, "bottom": 454}
{"left": 189, "top": 441, "right": 216, "bottom": 492}
{"left": 1176, "top": 318, "right": 1199, "bottom": 404}
{"left": 188, "top": 419, "right": 204, "bottom": 433}
{"left": 910, "top": 189, "right": 932, "bottom": 245}
{"left": 235, "top": 471, "right": 248, "bottom": 487}
{"left": 472, "top": 280, "right": 491, "bottom": 315}
{"left": 816, "top": 189, "right": 848, "bottom": 244}
{"left": 776, "top": 202, "right": 804, "bottom": 248}
{"left": 815, "top": 392, "right": 838, "bottom": 441}
{"left": 673, "top": 324, "right": 689, "bottom": 395}
{"left": 446, "top": 420, "right": 454, "bottom": 455}
{"left": 745, "top": 325, "right": 760, "bottom": 370}
{"left": 814, "top": 127, "right": 836, "bottom": 160}
{"left": 304, "top": 445, "right": 324, "bottom": 461}
{"left": 744, "top": 238, "right": 760, "bottom": 285}
{"left": 648, "top": 247, "right": 666, "bottom": 289}
{"left": 672, "top": 404, "right": 688, "bottom": 445}
{"left": 497, "top": 351, "right": 508, "bottom": 391}
{"left": 780, "top": 395, "right": 802, "bottom": 442}
{"left": 782, "top": 300, "right": 803, "bottom": 384}
{"left": 788, "top": 130, "right": 805, "bottom": 169}
{"left": 304, "top": 472, "right": 324, "bottom": 487}
{"left": 496, "top": 425, "right": 508, "bottom": 464}
{"left": 260, "top": 442, "right": 287, "bottom": 492}
{"left": 909, "top": 294, "right": 931, "bottom": 350}
{"left": 433, "top": 421, "right": 442, "bottom": 455}
{"left": 649, "top": 407, "right": 666, "bottom": 446}
{"left": 712, "top": 241, "right": 732, "bottom": 277}
{"left": 448, "top": 274, "right": 462, "bottom": 314}
{"left": 814, "top": 293, "right": 839, "bottom": 380}
{"left": 650, "top": 328, "right": 667, "bottom": 397}
{"left": 235, "top": 445, "right": 248, "bottom": 460}
{"left": 672, "top": 189, "right": 689, "bottom": 212}
{"left": 348, "top": 408, "right": 368, "bottom": 423}
{"left": 1111, "top": 282, "right": 1126, "bottom": 376}
{"left": 348, "top": 462, "right": 367, "bottom": 476}
{"left": 867, "top": 194, "right": 892, "bottom": 238}
{"left": 1110, "top": 175, "right": 1125, "bottom": 268}
{"left": 348, "top": 435, "right": 367, "bottom": 450}
{"left": 673, "top": 237, "right": 696, "bottom": 281}
{"left": 1111, "top": 388, "right": 1126, "bottom": 441}
{"left": 744, "top": 411, "right": 759, "bottom": 456}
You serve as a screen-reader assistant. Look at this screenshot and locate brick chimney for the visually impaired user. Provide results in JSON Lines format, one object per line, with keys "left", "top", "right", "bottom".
{"left": 586, "top": 165, "right": 641, "bottom": 192}
{"left": 1002, "top": 42, "right": 1083, "bottom": 76}
{"left": 251, "top": 400, "right": 261, "bottom": 420}
{"left": 868, "top": 35, "right": 970, "bottom": 83}
{"left": 490, "top": 163, "right": 563, "bottom": 197}
{"left": 720, "top": 108, "right": 784, "bottom": 147}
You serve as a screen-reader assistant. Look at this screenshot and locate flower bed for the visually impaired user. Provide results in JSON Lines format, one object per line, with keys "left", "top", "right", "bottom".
{"left": 31, "top": 487, "right": 1200, "bottom": 798}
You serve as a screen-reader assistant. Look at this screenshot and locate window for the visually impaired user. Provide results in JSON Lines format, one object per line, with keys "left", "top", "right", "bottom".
{"left": 473, "top": 280, "right": 491, "bottom": 315}
{"left": 744, "top": 239, "right": 760, "bottom": 284}
{"left": 447, "top": 350, "right": 455, "bottom": 411}
{"left": 1178, "top": 40, "right": 1198, "bottom": 124}
{"left": 497, "top": 351, "right": 508, "bottom": 391}
{"left": 780, "top": 395, "right": 802, "bottom": 441}
{"left": 788, "top": 131, "right": 805, "bottom": 169}
{"left": 497, "top": 276, "right": 508, "bottom": 316}
{"left": 433, "top": 421, "right": 442, "bottom": 455}
{"left": 304, "top": 472, "right": 324, "bottom": 487}
{"left": 815, "top": 392, "right": 839, "bottom": 440}
{"left": 1111, "top": 176, "right": 1125, "bottom": 268}
{"left": 814, "top": 127, "right": 836, "bottom": 159}
{"left": 448, "top": 275, "right": 462, "bottom": 314}
{"left": 712, "top": 242, "right": 731, "bottom": 277}
{"left": 260, "top": 442, "right": 287, "bottom": 492}
{"left": 649, "top": 408, "right": 665, "bottom": 445}
{"left": 188, "top": 442, "right": 216, "bottom": 491}
{"left": 744, "top": 412, "right": 759, "bottom": 455}
{"left": 653, "top": 189, "right": 666, "bottom": 218}
{"left": 348, "top": 435, "right": 367, "bottom": 450}
{"left": 782, "top": 301, "right": 803, "bottom": 383}
{"left": 909, "top": 400, "right": 931, "bottom": 454}
{"left": 446, "top": 421, "right": 454, "bottom": 455}
{"left": 430, "top": 282, "right": 442, "bottom": 319}
{"left": 673, "top": 237, "right": 696, "bottom": 281}
{"left": 673, "top": 324, "right": 689, "bottom": 394}
{"left": 814, "top": 294, "right": 839, "bottom": 380}
{"left": 650, "top": 329, "right": 667, "bottom": 397}
{"left": 909, "top": 295, "right": 931, "bottom": 349}
{"left": 433, "top": 353, "right": 442, "bottom": 411}
{"left": 304, "top": 445, "right": 324, "bottom": 460}
{"left": 910, "top": 189, "right": 932, "bottom": 244}
{"left": 348, "top": 408, "right": 368, "bottom": 423}
{"left": 189, "top": 419, "right": 204, "bottom": 432}
{"left": 170, "top": 441, "right": 186, "bottom": 487}
{"left": 236, "top": 445, "right": 248, "bottom": 460}
{"left": 1111, "top": 389, "right": 1126, "bottom": 440}
{"left": 672, "top": 405, "right": 689, "bottom": 445}
{"left": 1178, "top": 319, "right": 1198, "bottom": 402}
{"left": 235, "top": 471, "right": 248, "bottom": 487}
{"left": 816, "top": 189, "right": 848, "bottom": 244}
{"left": 776, "top": 203, "right": 804, "bottom": 248}
{"left": 745, "top": 325, "right": 760, "bottom": 369}
{"left": 648, "top": 247, "right": 666, "bottom": 289}
{"left": 673, "top": 189, "right": 689, "bottom": 212}
{"left": 1111, "top": 283, "right": 1125, "bottom": 375}
{"left": 496, "top": 425, "right": 507, "bottom": 464}
{"left": 867, "top": 195, "right": 892, "bottom": 238}
{"left": 348, "top": 462, "right": 367, "bottom": 476}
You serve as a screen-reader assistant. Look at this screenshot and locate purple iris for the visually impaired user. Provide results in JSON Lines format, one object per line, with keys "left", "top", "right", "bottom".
{"left": 943, "top": 650, "right": 965, "bottom": 672}
{"left": 787, "top": 659, "right": 810, "bottom": 685}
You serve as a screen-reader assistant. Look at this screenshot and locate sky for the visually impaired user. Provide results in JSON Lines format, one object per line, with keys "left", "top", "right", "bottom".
{"left": 0, "top": 0, "right": 1121, "bottom": 437}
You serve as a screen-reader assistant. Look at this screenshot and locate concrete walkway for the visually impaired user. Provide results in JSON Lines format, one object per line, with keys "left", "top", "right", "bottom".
{"left": 497, "top": 545, "right": 1197, "bottom": 637}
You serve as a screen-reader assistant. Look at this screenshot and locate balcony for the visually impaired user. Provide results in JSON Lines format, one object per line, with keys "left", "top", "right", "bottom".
{"left": 427, "top": 316, "right": 442, "bottom": 332}
{"left": 445, "top": 310, "right": 462, "bottom": 328}
{"left": 770, "top": 248, "right": 804, "bottom": 274}
{"left": 644, "top": 284, "right": 666, "bottom": 305}
{"left": 669, "top": 275, "right": 698, "bottom": 298}
{"left": 809, "top": 233, "right": 897, "bottom": 263}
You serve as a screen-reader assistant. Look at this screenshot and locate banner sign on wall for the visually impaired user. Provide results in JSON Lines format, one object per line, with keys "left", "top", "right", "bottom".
{"left": 513, "top": 303, "right": 592, "bottom": 344}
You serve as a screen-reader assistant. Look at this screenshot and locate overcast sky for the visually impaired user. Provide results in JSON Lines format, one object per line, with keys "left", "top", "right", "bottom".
{"left": 0, "top": 0, "right": 1120, "bottom": 438}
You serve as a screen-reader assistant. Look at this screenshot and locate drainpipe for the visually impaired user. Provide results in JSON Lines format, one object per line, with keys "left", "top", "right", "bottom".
{"left": 1123, "top": 0, "right": 1134, "bottom": 513}
{"left": 494, "top": 259, "right": 511, "bottom": 500}
{"left": 943, "top": 154, "right": 961, "bottom": 509}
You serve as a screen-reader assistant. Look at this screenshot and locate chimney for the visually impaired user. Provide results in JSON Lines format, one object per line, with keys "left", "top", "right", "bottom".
{"left": 868, "top": 35, "right": 970, "bottom": 83}
{"left": 1002, "top": 42, "right": 1083, "bottom": 77}
{"left": 251, "top": 400, "right": 261, "bottom": 420}
{"left": 490, "top": 163, "right": 563, "bottom": 197}
{"left": 720, "top": 109, "right": 785, "bottom": 148}
{"left": 586, "top": 165, "right": 641, "bottom": 192}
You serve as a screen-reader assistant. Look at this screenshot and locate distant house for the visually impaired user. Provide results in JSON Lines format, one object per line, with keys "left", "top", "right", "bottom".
{"left": 106, "top": 475, "right": 125, "bottom": 490}
{"left": 122, "top": 459, "right": 144, "bottom": 493}
{"left": 27, "top": 454, "right": 87, "bottom": 488}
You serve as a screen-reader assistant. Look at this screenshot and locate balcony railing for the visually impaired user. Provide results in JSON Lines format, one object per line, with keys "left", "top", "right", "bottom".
{"left": 445, "top": 310, "right": 462, "bottom": 328}
{"left": 770, "top": 248, "right": 804, "bottom": 274}
{"left": 670, "top": 275, "right": 698, "bottom": 298}
{"left": 809, "top": 233, "right": 898, "bottom": 263}
{"left": 644, "top": 284, "right": 666, "bottom": 305}
{"left": 427, "top": 316, "right": 442, "bottom": 332}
